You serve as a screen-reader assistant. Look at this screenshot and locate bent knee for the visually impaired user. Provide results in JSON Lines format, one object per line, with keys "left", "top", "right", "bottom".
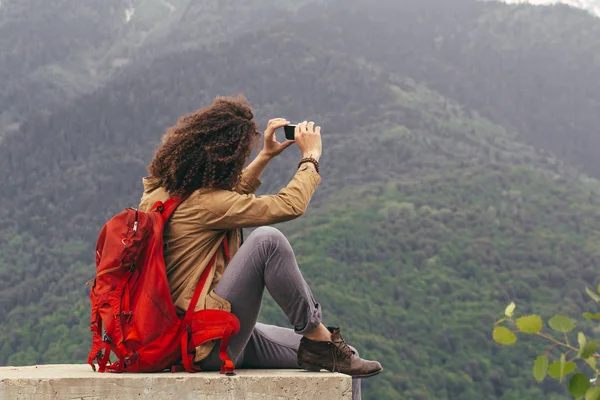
{"left": 250, "top": 226, "right": 286, "bottom": 244}
{"left": 247, "top": 226, "right": 293, "bottom": 257}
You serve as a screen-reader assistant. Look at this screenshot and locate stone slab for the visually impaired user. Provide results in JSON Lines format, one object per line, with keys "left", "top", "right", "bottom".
{"left": 0, "top": 364, "right": 352, "bottom": 400}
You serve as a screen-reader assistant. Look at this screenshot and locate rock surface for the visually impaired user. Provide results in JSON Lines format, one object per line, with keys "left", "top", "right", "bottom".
{"left": 0, "top": 364, "right": 352, "bottom": 400}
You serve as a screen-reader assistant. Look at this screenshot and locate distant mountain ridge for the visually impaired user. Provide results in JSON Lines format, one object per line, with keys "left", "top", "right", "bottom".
{"left": 296, "top": 0, "right": 600, "bottom": 178}
{"left": 0, "top": 0, "right": 320, "bottom": 135}
{"left": 501, "top": 0, "right": 600, "bottom": 16}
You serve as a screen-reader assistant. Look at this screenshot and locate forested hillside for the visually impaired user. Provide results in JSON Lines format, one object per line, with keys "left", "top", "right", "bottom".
{"left": 294, "top": 0, "right": 600, "bottom": 179}
{"left": 4, "top": 0, "right": 600, "bottom": 176}
{"left": 0, "top": 0, "right": 322, "bottom": 134}
{"left": 1, "top": 0, "right": 600, "bottom": 399}
{"left": 0, "top": 0, "right": 125, "bottom": 131}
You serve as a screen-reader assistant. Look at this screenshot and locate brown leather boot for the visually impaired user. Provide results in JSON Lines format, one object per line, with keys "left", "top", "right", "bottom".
{"left": 297, "top": 327, "right": 383, "bottom": 379}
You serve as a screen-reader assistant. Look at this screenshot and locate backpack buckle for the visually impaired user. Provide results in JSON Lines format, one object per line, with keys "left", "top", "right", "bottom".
{"left": 121, "top": 311, "right": 133, "bottom": 323}
{"left": 221, "top": 359, "right": 236, "bottom": 376}
{"left": 124, "top": 351, "right": 139, "bottom": 365}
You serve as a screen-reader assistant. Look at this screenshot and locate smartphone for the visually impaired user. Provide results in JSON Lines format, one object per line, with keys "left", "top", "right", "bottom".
{"left": 284, "top": 125, "right": 297, "bottom": 140}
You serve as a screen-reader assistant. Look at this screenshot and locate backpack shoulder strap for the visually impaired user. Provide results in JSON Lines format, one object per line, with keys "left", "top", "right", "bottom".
{"left": 160, "top": 195, "right": 186, "bottom": 222}
{"left": 179, "top": 234, "right": 233, "bottom": 374}
{"left": 183, "top": 234, "right": 230, "bottom": 324}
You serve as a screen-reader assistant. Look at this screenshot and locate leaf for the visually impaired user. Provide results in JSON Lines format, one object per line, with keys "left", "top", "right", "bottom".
{"left": 493, "top": 326, "right": 517, "bottom": 345}
{"left": 586, "top": 387, "right": 600, "bottom": 400}
{"left": 517, "top": 315, "right": 543, "bottom": 334}
{"left": 585, "top": 356, "right": 597, "bottom": 372}
{"left": 580, "top": 332, "right": 588, "bottom": 350}
{"left": 583, "top": 312, "right": 600, "bottom": 320}
{"left": 586, "top": 287, "right": 600, "bottom": 303}
{"left": 548, "top": 359, "right": 576, "bottom": 382}
{"left": 548, "top": 315, "right": 576, "bottom": 333}
{"left": 569, "top": 373, "right": 591, "bottom": 398}
{"left": 582, "top": 341, "right": 598, "bottom": 359}
{"left": 505, "top": 302, "right": 516, "bottom": 318}
{"left": 533, "top": 355, "right": 548, "bottom": 383}
{"left": 559, "top": 353, "right": 567, "bottom": 384}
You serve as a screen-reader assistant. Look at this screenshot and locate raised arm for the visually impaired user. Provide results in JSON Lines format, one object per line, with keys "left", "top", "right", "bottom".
{"left": 201, "top": 164, "right": 320, "bottom": 229}
{"left": 202, "top": 121, "right": 323, "bottom": 229}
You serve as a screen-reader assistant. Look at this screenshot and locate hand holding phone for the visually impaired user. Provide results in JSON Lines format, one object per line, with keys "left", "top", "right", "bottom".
{"left": 262, "top": 118, "right": 295, "bottom": 158}
{"left": 292, "top": 121, "right": 322, "bottom": 161}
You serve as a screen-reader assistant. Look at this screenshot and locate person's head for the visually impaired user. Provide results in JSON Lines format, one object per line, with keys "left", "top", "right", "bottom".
{"left": 148, "top": 95, "right": 260, "bottom": 196}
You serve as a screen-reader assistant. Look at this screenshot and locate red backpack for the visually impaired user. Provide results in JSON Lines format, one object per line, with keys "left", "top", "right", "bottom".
{"left": 87, "top": 197, "right": 240, "bottom": 374}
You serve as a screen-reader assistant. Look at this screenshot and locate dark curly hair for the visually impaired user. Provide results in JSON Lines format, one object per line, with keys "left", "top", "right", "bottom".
{"left": 148, "top": 95, "right": 260, "bottom": 196}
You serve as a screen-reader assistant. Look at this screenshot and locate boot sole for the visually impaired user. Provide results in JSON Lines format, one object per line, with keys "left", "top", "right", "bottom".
{"left": 299, "top": 362, "right": 383, "bottom": 380}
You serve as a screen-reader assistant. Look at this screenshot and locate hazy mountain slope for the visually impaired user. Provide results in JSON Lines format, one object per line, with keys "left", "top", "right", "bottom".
{"left": 0, "top": 0, "right": 125, "bottom": 132}
{"left": 0, "top": 0, "right": 322, "bottom": 135}
{"left": 5, "top": 0, "right": 599, "bottom": 182}
{"left": 295, "top": 0, "right": 600, "bottom": 179}
{"left": 501, "top": 0, "right": 600, "bottom": 17}
{"left": 146, "top": 0, "right": 326, "bottom": 54}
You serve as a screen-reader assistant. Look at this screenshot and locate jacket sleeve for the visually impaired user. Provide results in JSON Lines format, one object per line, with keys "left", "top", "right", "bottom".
{"left": 200, "top": 164, "right": 321, "bottom": 229}
{"left": 232, "top": 168, "right": 263, "bottom": 195}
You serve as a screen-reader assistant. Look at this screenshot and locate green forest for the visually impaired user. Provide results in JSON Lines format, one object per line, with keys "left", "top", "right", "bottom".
{"left": 1, "top": 0, "right": 600, "bottom": 398}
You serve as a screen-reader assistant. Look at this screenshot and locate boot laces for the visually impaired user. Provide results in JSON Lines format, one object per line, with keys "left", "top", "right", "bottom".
{"left": 334, "top": 339, "right": 353, "bottom": 359}
{"left": 329, "top": 337, "right": 353, "bottom": 372}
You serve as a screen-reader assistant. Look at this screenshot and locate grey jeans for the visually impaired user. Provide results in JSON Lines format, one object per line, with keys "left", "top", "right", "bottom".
{"left": 199, "top": 226, "right": 361, "bottom": 400}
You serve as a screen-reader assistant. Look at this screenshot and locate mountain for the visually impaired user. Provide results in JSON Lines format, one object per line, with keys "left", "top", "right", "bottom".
{"left": 4, "top": 0, "right": 600, "bottom": 180}
{"left": 0, "top": 0, "right": 125, "bottom": 134}
{"left": 501, "top": 0, "right": 600, "bottom": 17}
{"left": 2, "top": 0, "right": 600, "bottom": 399}
{"left": 294, "top": 0, "right": 600, "bottom": 179}
{"left": 0, "top": 0, "right": 321, "bottom": 136}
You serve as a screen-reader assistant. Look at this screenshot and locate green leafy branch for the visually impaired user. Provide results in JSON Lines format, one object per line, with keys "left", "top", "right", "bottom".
{"left": 493, "top": 286, "right": 600, "bottom": 399}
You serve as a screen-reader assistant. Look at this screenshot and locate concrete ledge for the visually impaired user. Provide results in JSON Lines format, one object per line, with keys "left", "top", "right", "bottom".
{"left": 0, "top": 364, "right": 352, "bottom": 400}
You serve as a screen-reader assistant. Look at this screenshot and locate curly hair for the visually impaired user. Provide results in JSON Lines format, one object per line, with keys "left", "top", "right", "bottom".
{"left": 148, "top": 95, "right": 260, "bottom": 196}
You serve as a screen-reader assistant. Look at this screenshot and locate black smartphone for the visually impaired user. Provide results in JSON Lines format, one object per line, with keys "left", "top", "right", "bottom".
{"left": 284, "top": 125, "right": 297, "bottom": 140}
